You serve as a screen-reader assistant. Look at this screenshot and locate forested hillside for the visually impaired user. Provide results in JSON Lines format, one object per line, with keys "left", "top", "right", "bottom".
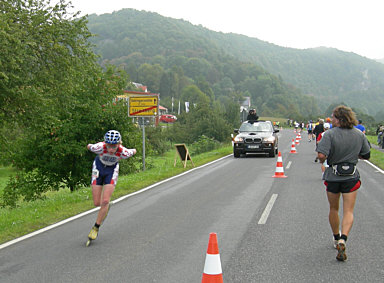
{"left": 86, "top": 9, "right": 319, "bottom": 119}
{"left": 213, "top": 34, "right": 384, "bottom": 117}
{"left": 86, "top": 9, "right": 384, "bottom": 120}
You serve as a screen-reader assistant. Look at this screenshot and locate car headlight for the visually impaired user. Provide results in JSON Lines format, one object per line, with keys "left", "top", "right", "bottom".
{"left": 234, "top": 136, "right": 244, "bottom": 142}
{"left": 263, "top": 136, "right": 276, "bottom": 143}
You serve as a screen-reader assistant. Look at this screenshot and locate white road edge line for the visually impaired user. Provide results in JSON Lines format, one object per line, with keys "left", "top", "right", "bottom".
{"left": 286, "top": 161, "right": 292, "bottom": 169}
{"left": 0, "top": 154, "right": 232, "bottom": 250}
{"left": 364, "top": 160, "right": 384, "bottom": 174}
{"left": 258, "top": 194, "right": 278, "bottom": 225}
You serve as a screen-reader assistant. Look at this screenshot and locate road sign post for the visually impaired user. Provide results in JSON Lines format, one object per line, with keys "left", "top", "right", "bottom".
{"left": 127, "top": 94, "right": 159, "bottom": 171}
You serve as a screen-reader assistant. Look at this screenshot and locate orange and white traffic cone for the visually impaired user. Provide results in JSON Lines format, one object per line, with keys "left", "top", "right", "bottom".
{"left": 202, "top": 233, "right": 223, "bottom": 283}
{"left": 272, "top": 151, "right": 287, "bottom": 178}
{"left": 290, "top": 139, "right": 297, "bottom": 153}
{"left": 298, "top": 132, "right": 302, "bottom": 140}
{"left": 295, "top": 135, "right": 300, "bottom": 145}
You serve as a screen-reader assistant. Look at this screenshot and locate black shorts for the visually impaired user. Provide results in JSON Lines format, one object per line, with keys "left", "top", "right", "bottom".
{"left": 324, "top": 179, "right": 361, "bottom": 194}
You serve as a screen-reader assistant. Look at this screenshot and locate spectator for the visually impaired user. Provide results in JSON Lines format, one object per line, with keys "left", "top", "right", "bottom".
{"left": 313, "top": 119, "right": 324, "bottom": 162}
{"left": 377, "top": 125, "right": 384, "bottom": 147}
{"left": 247, "top": 109, "right": 259, "bottom": 121}
{"left": 355, "top": 119, "right": 366, "bottom": 134}
{"left": 307, "top": 120, "right": 314, "bottom": 142}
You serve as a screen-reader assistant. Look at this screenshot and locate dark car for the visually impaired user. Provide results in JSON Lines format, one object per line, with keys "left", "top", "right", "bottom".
{"left": 233, "top": 120, "right": 279, "bottom": 158}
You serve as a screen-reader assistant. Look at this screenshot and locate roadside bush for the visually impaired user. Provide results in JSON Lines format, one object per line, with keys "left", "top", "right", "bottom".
{"left": 145, "top": 126, "right": 173, "bottom": 155}
{"left": 1, "top": 170, "right": 56, "bottom": 208}
{"left": 189, "top": 135, "right": 221, "bottom": 155}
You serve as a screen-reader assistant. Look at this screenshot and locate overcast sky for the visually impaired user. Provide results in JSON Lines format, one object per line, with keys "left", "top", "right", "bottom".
{"left": 69, "top": 0, "right": 384, "bottom": 60}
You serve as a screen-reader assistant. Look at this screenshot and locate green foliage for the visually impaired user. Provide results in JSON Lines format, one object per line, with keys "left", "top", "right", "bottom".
{"left": 168, "top": 85, "right": 233, "bottom": 144}
{"left": 0, "top": 1, "right": 142, "bottom": 203}
{"left": 86, "top": 9, "right": 317, "bottom": 120}
{"left": 0, "top": 0, "right": 96, "bottom": 127}
{"left": 189, "top": 135, "right": 220, "bottom": 155}
{"left": 87, "top": 9, "right": 384, "bottom": 118}
{"left": 2, "top": 170, "right": 52, "bottom": 208}
{"left": 211, "top": 35, "right": 384, "bottom": 116}
{"left": 145, "top": 126, "right": 172, "bottom": 156}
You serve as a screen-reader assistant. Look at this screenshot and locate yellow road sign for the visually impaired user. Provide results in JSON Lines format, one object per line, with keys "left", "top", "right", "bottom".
{"left": 130, "top": 97, "right": 158, "bottom": 107}
{"left": 128, "top": 95, "right": 159, "bottom": 117}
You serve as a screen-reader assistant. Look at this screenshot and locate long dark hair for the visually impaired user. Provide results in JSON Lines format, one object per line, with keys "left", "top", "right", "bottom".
{"left": 333, "top": 105, "right": 358, "bottom": 129}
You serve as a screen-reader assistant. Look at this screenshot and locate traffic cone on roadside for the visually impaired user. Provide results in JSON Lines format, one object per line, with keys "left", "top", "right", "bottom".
{"left": 272, "top": 151, "right": 287, "bottom": 178}
{"left": 202, "top": 233, "right": 223, "bottom": 283}
{"left": 290, "top": 139, "right": 297, "bottom": 153}
{"left": 295, "top": 135, "right": 300, "bottom": 145}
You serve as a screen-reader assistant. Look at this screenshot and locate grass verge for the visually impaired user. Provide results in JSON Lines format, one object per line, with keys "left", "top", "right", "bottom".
{"left": 0, "top": 145, "right": 233, "bottom": 245}
{"left": 366, "top": 135, "right": 384, "bottom": 169}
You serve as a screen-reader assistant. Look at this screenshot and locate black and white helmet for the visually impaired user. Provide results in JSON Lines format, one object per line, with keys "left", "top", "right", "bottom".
{"left": 104, "top": 130, "right": 121, "bottom": 144}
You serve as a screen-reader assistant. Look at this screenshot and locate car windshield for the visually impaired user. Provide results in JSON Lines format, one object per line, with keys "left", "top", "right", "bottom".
{"left": 239, "top": 122, "right": 273, "bottom": 132}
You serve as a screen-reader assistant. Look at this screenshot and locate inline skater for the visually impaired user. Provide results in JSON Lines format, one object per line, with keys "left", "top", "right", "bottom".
{"left": 86, "top": 130, "right": 136, "bottom": 246}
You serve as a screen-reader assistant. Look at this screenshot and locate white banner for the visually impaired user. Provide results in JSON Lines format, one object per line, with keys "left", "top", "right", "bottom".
{"left": 185, "top": 102, "right": 190, "bottom": 113}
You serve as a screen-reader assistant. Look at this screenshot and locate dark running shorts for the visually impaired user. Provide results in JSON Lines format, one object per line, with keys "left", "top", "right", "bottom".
{"left": 91, "top": 157, "right": 119, "bottom": 186}
{"left": 324, "top": 179, "right": 361, "bottom": 194}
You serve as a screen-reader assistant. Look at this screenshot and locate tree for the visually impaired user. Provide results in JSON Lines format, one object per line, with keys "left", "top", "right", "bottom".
{"left": 137, "top": 63, "right": 164, "bottom": 93}
{"left": 0, "top": 1, "right": 141, "bottom": 206}
{"left": 170, "top": 85, "right": 232, "bottom": 143}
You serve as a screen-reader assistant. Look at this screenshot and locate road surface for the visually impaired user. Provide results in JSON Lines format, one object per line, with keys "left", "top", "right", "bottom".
{"left": 1, "top": 129, "right": 384, "bottom": 282}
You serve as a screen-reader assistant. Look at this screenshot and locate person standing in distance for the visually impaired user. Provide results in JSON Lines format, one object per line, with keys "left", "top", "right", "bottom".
{"left": 355, "top": 119, "right": 366, "bottom": 134}
{"left": 86, "top": 130, "right": 136, "bottom": 244}
{"left": 247, "top": 109, "right": 259, "bottom": 121}
{"left": 316, "top": 106, "right": 370, "bottom": 261}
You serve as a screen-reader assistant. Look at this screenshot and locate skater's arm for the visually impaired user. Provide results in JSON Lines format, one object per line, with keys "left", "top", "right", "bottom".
{"left": 87, "top": 142, "right": 104, "bottom": 154}
{"left": 121, "top": 147, "right": 136, "bottom": 159}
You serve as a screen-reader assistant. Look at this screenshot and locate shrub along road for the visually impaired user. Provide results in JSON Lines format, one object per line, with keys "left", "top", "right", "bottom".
{"left": 1, "top": 129, "right": 384, "bottom": 282}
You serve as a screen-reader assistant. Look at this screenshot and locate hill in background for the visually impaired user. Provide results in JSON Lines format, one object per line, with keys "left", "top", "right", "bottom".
{"left": 86, "top": 9, "right": 384, "bottom": 120}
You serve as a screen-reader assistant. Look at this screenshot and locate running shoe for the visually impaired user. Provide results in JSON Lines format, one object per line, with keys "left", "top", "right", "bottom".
{"left": 333, "top": 231, "right": 341, "bottom": 249}
{"left": 333, "top": 239, "right": 339, "bottom": 249}
{"left": 336, "top": 239, "right": 347, "bottom": 261}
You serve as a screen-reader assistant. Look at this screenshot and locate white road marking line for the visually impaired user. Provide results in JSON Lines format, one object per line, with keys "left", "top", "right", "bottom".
{"left": 286, "top": 161, "right": 292, "bottom": 169}
{"left": 0, "top": 155, "right": 233, "bottom": 250}
{"left": 258, "top": 194, "right": 278, "bottom": 225}
{"left": 364, "top": 160, "right": 384, "bottom": 174}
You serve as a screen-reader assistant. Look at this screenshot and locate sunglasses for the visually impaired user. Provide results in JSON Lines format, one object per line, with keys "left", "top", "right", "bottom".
{"left": 106, "top": 144, "right": 118, "bottom": 149}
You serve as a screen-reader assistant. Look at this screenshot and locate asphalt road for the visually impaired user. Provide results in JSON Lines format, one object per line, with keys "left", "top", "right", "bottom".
{"left": 1, "top": 129, "right": 384, "bottom": 282}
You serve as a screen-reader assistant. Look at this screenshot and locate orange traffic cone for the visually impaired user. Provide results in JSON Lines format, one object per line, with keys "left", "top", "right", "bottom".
{"left": 272, "top": 151, "right": 287, "bottom": 178}
{"left": 202, "top": 233, "right": 223, "bottom": 283}
{"left": 290, "top": 139, "right": 297, "bottom": 153}
{"left": 298, "top": 132, "right": 302, "bottom": 140}
{"left": 295, "top": 135, "right": 300, "bottom": 145}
